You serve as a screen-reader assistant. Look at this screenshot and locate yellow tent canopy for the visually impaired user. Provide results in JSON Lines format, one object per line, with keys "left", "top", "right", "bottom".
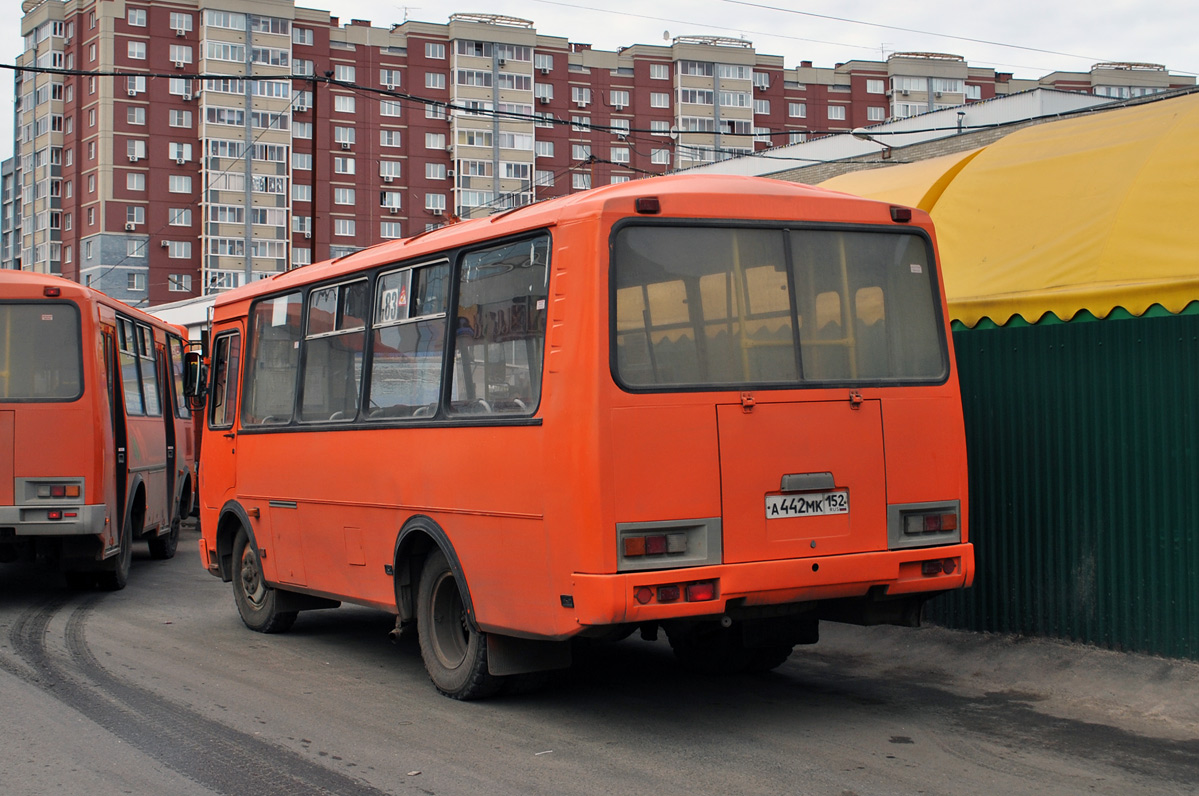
{"left": 819, "top": 93, "right": 1199, "bottom": 327}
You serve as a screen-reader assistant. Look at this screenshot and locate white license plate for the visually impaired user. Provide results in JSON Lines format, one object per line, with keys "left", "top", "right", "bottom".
{"left": 765, "top": 491, "right": 849, "bottom": 518}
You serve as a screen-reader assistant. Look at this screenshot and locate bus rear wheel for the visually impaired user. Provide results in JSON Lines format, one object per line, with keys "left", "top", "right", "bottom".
{"left": 416, "top": 550, "right": 503, "bottom": 700}
{"left": 232, "top": 528, "right": 297, "bottom": 633}
{"left": 148, "top": 512, "right": 180, "bottom": 560}
{"left": 97, "top": 516, "right": 133, "bottom": 591}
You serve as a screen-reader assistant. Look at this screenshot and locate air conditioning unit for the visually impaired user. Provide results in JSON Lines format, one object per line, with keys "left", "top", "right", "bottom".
{"left": 385, "top": 83, "right": 395, "bottom": 91}
{"left": 539, "top": 67, "right": 550, "bottom": 75}
{"left": 389, "top": 207, "right": 398, "bottom": 214}
{"left": 498, "top": 58, "right": 506, "bottom": 67}
{"left": 304, "top": 231, "right": 311, "bottom": 239}
{"left": 128, "top": 155, "right": 140, "bottom": 162}
{"left": 445, "top": 145, "right": 454, "bottom": 153}
{"left": 160, "top": 240, "right": 170, "bottom": 248}
{"left": 174, "top": 60, "right": 186, "bottom": 69}
{"left": 576, "top": 100, "right": 587, "bottom": 108}
{"left": 182, "top": 93, "right": 192, "bottom": 101}
{"left": 446, "top": 169, "right": 456, "bottom": 177}
{"left": 901, "top": 89, "right": 910, "bottom": 96}
{"left": 935, "top": 91, "right": 943, "bottom": 98}
{"left": 175, "top": 157, "right": 186, "bottom": 165}
{"left": 382, "top": 175, "right": 393, "bottom": 183}
{"left": 128, "top": 90, "right": 138, "bottom": 97}
{"left": 538, "top": 96, "right": 550, "bottom": 105}
{"left": 124, "top": 222, "right": 136, "bottom": 231}
{"left": 341, "top": 142, "right": 351, "bottom": 150}
{"left": 294, "top": 104, "right": 308, "bottom": 112}
{"left": 430, "top": 208, "right": 443, "bottom": 216}
{"left": 175, "top": 28, "right": 187, "bottom": 37}
{"left": 613, "top": 104, "right": 624, "bottom": 111}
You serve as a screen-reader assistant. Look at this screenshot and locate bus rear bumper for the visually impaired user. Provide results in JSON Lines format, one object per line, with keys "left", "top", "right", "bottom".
{"left": 0, "top": 504, "right": 107, "bottom": 537}
{"left": 569, "top": 543, "right": 974, "bottom": 627}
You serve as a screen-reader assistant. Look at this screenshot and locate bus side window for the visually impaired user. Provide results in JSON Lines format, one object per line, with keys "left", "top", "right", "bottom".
{"left": 242, "top": 294, "right": 302, "bottom": 425}
{"left": 448, "top": 236, "right": 549, "bottom": 416}
{"left": 210, "top": 332, "right": 241, "bottom": 429}
{"left": 368, "top": 263, "right": 449, "bottom": 420}
{"left": 117, "top": 319, "right": 145, "bottom": 416}
{"left": 138, "top": 324, "right": 161, "bottom": 417}
{"left": 301, "top": 281, "right": 368, "bottom": 422}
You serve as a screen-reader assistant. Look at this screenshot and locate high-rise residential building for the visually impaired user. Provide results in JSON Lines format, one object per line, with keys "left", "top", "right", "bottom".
{"left": 11, "top": 1, "right": 1193, "bottom": 305}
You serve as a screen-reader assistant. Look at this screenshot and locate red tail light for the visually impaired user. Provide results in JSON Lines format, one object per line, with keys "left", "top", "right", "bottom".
{"left": 685, "top": 581, "right": 716, "bottom": 602}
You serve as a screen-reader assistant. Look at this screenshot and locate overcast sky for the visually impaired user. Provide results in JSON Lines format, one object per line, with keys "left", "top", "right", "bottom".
{"left": 3, "top": 0, "right": 1195, "bottom": 161}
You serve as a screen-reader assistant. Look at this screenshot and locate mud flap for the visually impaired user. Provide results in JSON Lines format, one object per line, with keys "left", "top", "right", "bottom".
{"left": 486, "top": 634, "right": 572, "bottom": 677}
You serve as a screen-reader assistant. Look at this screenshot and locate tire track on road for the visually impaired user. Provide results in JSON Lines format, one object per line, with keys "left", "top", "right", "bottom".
{"left": 6, "top": 596, "right": 408, "bottom": 796}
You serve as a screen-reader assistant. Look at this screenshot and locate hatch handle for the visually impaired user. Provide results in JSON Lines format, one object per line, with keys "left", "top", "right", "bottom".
{"left": 848, "top": 390, "right": 864, "bottom": 409}
{"left": 780, "top": 472, "right": 835, "bottom": 493}
{"left": 740, "top": 392, "right": 755, "bottom": 412}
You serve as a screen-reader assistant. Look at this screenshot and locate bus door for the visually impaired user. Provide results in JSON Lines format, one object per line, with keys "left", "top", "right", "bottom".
{"left": 204, "top": 328, "right": 243, "bottom": 528}
{"left": 159, "top": 343, "right": 177, "bottom": 523}
{"left": 103, "top": 326, "right": 127, "bottom": 548}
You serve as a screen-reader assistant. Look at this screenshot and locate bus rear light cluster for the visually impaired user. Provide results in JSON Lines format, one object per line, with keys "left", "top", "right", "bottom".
{"left": 903, "top": 511, "right": 957, "bottom": 536}
{"left": 623, "top": 531, "right": 687, "bottom": 557}
{"left": 921, "top": 558, "right": 958, "bottom": 576}
{"left": 633, "top": 579, "right": 718, "bottom": 606}
{"left": 37, "top": 484, "right": 81, "bottom": 499}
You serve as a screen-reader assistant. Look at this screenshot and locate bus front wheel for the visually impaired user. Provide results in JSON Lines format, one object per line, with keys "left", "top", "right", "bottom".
{"left": 416, "top": 550, "right": 503, "bottom": 700}
{"left": 232, "top": 528, "right": 297, "bottom": 634}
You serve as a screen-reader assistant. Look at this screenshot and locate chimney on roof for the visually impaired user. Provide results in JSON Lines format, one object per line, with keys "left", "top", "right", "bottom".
{"left": 800, "top": 60, "right": 812, "bottom": 68}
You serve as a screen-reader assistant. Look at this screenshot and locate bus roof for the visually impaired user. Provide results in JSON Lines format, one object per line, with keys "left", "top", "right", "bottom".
{"left": 212, "top": 174, "right": 926, "bottom": 308}
{"left": 0, "top": 269, "right": 183, "bottom": 333}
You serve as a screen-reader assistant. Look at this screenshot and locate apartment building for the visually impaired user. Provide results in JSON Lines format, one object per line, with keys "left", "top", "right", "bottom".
{"left": 11, "top": 0, "right": 1193, "bottom": 304}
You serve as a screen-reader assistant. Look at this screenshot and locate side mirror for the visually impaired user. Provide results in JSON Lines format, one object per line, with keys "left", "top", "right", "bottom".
{"left": 183, "top": 350, "right": 207, "bottom": 404}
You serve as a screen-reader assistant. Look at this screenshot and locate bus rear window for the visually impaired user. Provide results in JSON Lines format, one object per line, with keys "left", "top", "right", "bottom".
{"left": 613, "top": 225, "right": 946, "bottom": 389}
{"left": 0, "top": 303, "right": 83, "bottom": 401}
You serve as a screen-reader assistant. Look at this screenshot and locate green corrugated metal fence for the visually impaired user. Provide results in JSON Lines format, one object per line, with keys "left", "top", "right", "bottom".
{"left": 926, "top": 308, "right": 1199, "bottom": 659}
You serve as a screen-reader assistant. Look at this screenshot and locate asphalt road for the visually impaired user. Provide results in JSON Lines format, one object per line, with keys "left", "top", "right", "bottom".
{"left": 2, "top": 523, "right": 1196, "bottom": 796}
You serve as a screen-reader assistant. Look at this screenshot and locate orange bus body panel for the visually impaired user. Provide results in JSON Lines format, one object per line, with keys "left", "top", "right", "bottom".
{"left": 197, "top": 175, "right": 973, "bottom": 649}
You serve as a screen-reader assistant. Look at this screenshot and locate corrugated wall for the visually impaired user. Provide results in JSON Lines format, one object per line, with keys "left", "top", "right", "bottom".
{"left": 926, "top": 310, "right": 1199, "bottom": 659}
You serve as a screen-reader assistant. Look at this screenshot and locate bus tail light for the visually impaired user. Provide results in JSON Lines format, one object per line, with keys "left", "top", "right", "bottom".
{"left": 921, "top": 558, "right": 958, "bottom": 576}
{"left": 903, "top": 511, "right": 958, "bottom": 536}
{"left": 35, "top": 483, "right": 82, "bottom": 499}
{"left": 633, "top": 580, "right": 718, "bottom": 606}
{"left": 622, "top": 531, "right": 687, "bottom": 558}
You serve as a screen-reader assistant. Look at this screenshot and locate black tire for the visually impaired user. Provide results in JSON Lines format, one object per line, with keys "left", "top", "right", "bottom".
{"left": 232, "top": 528, "right": 297, "bottom": 633}
{"left": 416, "top": 550, "right": 503, "bottom": 700}
{"left": 97, "top": 516, "right": 133, "bottom": 591}
{"left": 147, "top": 512, "right": 180, "bottom": 560}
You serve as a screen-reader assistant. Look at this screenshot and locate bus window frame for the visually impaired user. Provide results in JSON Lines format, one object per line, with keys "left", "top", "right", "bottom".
{"left": 208, "top": 330, "right": 241, "bottom": 431}
{"left": 0, "top": 299, "right": 85, "bottom": 403}
{"left": 297, "top": 277, "right": 370, "bottom": 424}
{"left": 608, "top": 217, "right": 952, "bottom": 395}
{"left": 233, "top": 230, "right": 552, "bottom": 434}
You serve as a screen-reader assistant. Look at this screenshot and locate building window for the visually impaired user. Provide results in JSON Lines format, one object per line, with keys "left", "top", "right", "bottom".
{"left": 789, "top": 132, "right": 807, "bottom": 145}
{"left": 380, "top": 160, "right": 402, "bottom": 180}
{"left": 334, "top": 218, "right": 356, "bottom": 236}
{"left": 334, "top": 64, "right": 355, "bottom": 82}
{"left": 126, "top": 240, "right": 144, "bottom": 257}
{"left": 651, "top": 148, "right": 670, "bottom": 165}
{"left": 128, "top": 8, "right": 147, "bottom": 26}
{"left": 535, "top": 169, "right": 554, "bottom": 187}
{"left": 334, "top": 188, "right": 356, "bottom": 205}
{"left": 168, "top": 175, "right": 192, "bottom": 193}
{"left": 754, "top": 99, "right": 770, "bottom": 115}
{"left": 828, "top": 105, "right": 846, "bottom": 121}
{"left": 650, "top": 92, "right": 670, "bottom": 108}
{"left": 167, "top": 241, "right": 191, "bottom": 259}
{"left": 535, "top": 140, "right": 554, "bottom": 158}
{"left": 128, "top": 273, "right": 146, "bottom": 292}
{"left": 169, "top": 110, "right": 192, "bottom": 128}
{"left": 380, "top": 130, "right": 402, "bottom": 147}
{"left": 425, "top": 132, "right": 446, "bottom": 150}
{"left": 650, "top": 63, "right": 669, "bottom": 80}
{"left": 380, "top": 222, "right": 403, "bottom": 239}
{"left": 293, "top": 152, "right": 312, "bottom": 170}
{"left": 334, "top": 156, "right": 355, "bottom": 174}
{"left": 426, "top": 42, "right": 446, "bottom": 59}
{"left": 169, "top": 208, "right": 191, "bottom": 225}
{"left": 170, "top": 44, "right": 193, "bottom": 64}
{"left": 128, "top": 41, "right": 146, "bottom": 60}
{"left": 535, "top": 53, "right": 553, "bottom": 72}
{"left": 426, "top": 72, "right": 446, "bottom": 90}
{"left": 572, "top": 87, "right": 591, "bottom": 106}
{"left": 867, "top": 106, "right": 886, "bottom": 122}
{"left": 425, "top": 193, "right": 446, "bottom": 212}
{"left": 381, "top": 100, "right": 403, "bottom": 117}
{"left": 334, "top": 126, "right": 356, "bottom": 145}
{"left": 426, "top": 162, "right": 446, "bottom": 180}
{"left": 293, "top": 27, "right": 314, "bottom": 46}
{"left": 293, "top": 184, "right": 312, "bottom": 202}
{"left": 168, "top": 274, "right": 193, "bottom": 292}
{"left": 127, "top": 173, "right": 145, "bottom": 191}
{"left": 610, "top": 90, "right": 630, "bottom": 109}
{"left": 789, "top": 102, "right": 807, "bottom": 118}
{"left": 334, "top": 95, "right": 356, "bottom": 113}
{"left": 571, "top": 115, "right": 591, "bottom": 132}
{"left": 128, "top": 106, "right": 146, "bottom": 125}
{"left": 610, "top": 146, "right": 629, "bottom": 163}
{"left": 126, "top": 206, "right": 145, "bottom": 225}
{"left": 571, "top": 144, "right": 591, "bottom": 161}
{"left": 380, "top": 68, "right": 401, "bottom": 87}
{"left": 169, "top": 13, "right": 193, "bottom": 32}
{"left": 572, "top": 173, "right": 591, "bottom": 190}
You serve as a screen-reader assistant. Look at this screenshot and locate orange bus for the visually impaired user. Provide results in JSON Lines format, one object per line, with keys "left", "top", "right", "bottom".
{"left": 191, "top": 175, "right": 973, "bottom": 698}
{"left": 0, "top": 271, "right": 196, "bottom": 589}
